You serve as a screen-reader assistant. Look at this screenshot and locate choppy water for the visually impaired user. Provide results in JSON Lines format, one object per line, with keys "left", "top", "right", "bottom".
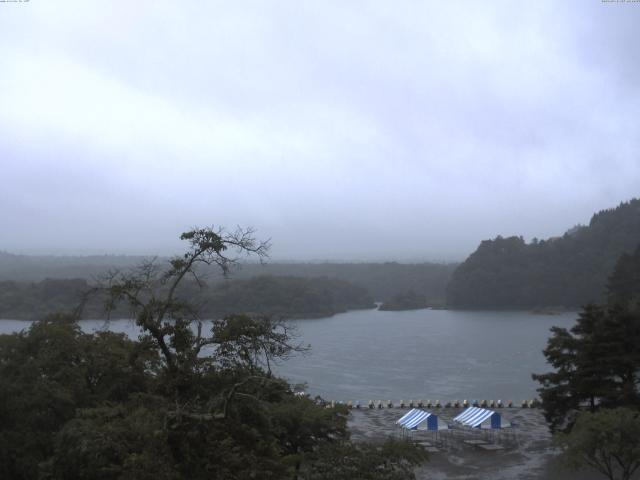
{"left": 0, "top": 308, "right": 576, "bottom": 403}
{"left": 278, "top": 308, "right": 576, "bottom": 403}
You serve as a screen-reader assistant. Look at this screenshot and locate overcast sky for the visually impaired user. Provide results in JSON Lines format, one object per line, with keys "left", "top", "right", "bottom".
{"left": 1, "top": 1, "right": 639, "bottom": 261}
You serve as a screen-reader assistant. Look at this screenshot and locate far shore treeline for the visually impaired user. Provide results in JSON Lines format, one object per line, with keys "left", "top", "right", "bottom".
{"left": 0, "top": 260, "right": 456, "bottom": 320}
{"left": 0, "top": 275, "right": 375, "bottom": 321}
{"left": 1, "top": 197, "right": 639, "bottom": 318}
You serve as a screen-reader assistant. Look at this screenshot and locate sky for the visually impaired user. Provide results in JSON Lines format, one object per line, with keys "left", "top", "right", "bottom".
{"left": 1, "top": 1, "right": 639, "bottom": 261}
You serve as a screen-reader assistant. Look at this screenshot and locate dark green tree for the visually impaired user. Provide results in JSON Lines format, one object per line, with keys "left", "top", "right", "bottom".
{"left": 533, "top": 247, "right": 640, "bottom": 432}
{"left": 532, "top": 305, "right": 617, "bottom": 431}
{"left": 0, "top": 314, "right": 158, "bottom": 480}
{"left": 556, "top": 408, "right": 640, "bottom": 480}
{"left": 0, "top": 227, "right": 428, "bottom": 479}
{"left": 607, "top": 244, "right": 640, "bottom": 309}
{"left": 45, "top": 400, "right": 179, "bottom": 480}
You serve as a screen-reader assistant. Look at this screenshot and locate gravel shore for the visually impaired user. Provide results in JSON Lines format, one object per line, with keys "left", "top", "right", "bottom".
{"left": 347, "top": 408, "right": 605, "bottom": 480}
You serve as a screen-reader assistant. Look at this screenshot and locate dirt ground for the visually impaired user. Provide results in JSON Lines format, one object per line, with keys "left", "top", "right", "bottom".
{"left": 347, "top": 407, "right": 608, "bottom": 480}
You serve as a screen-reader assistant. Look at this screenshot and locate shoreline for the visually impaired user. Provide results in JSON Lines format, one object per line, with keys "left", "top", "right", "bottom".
{"left": 347, "top": 408, "right": 602, "bottom": 480}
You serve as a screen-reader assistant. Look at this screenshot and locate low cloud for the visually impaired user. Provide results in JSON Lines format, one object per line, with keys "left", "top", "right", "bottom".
{"left": 1, "top": 1, "right": 639, "bottom": 260}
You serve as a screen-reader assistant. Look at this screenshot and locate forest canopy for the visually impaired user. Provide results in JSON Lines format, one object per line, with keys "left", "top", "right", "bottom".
{"left": 447, "top": 199, "right": 640, "bottom": 309}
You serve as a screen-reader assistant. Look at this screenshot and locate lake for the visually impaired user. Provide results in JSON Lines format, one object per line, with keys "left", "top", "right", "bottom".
{"left": 0, "top": 308, "right": 577, "bottom": 403}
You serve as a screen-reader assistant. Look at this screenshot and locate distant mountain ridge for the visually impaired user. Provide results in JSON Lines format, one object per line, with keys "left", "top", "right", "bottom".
{"left": 446, "top": 198, "right": 640, "bottom": 309}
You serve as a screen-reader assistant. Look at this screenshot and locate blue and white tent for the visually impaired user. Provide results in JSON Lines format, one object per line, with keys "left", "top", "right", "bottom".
{"left": 453, "top": 407, "right": 508, "bottom": 429}
{"left": 396, "top": 408, "right": 445, "bottom": 431}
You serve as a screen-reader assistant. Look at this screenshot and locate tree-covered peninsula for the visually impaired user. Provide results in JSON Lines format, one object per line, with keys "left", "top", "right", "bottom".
{"left": 378, "top": 290, "right": 429, "bottom": 311}
{"left": 0, "top": 275, "right": 374, "bottom": 321}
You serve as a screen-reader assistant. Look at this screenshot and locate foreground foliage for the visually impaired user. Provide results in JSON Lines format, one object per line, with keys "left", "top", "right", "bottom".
{"left": 302, "top": 439, "right": 428, "bottom": 480}
{"left": 532, "top": 304, "right": 640, "bottom": 432}
{"left": 556, "top": 408, "right": 640, "bottom": 480}
{"left": 533, "top": 246, "right": 640, "bottom": 432}
{"left": 534, "top": 246, "right": 640, "bottom": 479}
{"left": 0, "top": 227, "right": 425, "bottom": 479}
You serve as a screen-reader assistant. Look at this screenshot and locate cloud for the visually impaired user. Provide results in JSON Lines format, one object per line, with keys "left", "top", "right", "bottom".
{"left": 0, "top": 0, "right": 639, "bottom": 259}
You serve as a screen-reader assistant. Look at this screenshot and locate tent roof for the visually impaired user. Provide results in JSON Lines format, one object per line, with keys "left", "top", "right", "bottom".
{"left": 453, "top": 407, "right": 496, "bottom": 428}
{"left": 396, "top": 408, "right": 434, "bottom": 429}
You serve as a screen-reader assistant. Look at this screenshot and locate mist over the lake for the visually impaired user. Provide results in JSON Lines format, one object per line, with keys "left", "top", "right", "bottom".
{"left": 2, "top": 1, "right": 640, "bottom": 261}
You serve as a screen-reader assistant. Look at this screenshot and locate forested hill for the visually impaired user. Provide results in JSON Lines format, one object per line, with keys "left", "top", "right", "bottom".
{"left": 446, "top": 198, "right": 640, "bottom": 309}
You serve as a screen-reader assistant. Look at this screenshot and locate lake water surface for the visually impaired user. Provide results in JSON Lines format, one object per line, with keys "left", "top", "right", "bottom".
{"left": 279, "top": 308, "right": 577, "bottom": 403}
{"left": 0, "top": 308, "right": 576, "bottom": 403}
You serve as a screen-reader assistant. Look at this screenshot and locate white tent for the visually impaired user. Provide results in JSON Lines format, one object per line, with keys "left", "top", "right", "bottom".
{"left": 452, "top": 407, "right": 510, "bottom": 429}
{"left": 396, "top": 408, "right": 447, "bottom": 431}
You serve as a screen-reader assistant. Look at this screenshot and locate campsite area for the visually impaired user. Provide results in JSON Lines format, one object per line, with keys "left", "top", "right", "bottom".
{"left": 348, "top": 408, "right": 602, "bottom": 480}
